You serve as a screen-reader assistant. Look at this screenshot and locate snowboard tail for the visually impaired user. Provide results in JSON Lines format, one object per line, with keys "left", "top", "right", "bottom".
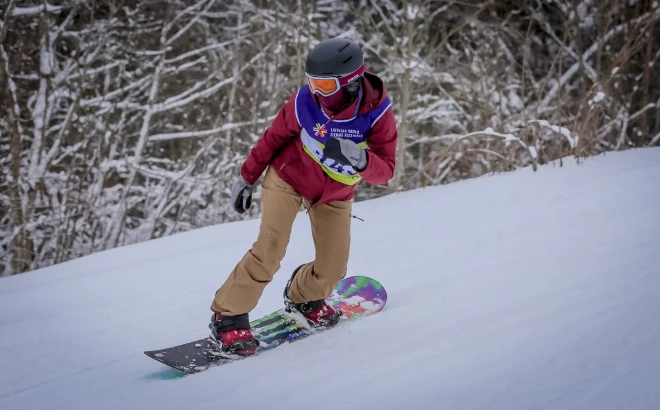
{"left": 144, "top": 276, "right": 386, "bottom": 374}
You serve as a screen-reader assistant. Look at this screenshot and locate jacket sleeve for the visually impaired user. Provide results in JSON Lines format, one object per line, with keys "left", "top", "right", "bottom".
{"left": 240, "top": 91, "right": 301, "bottom": 184}
{"left": 358, "top": 106, "right": 397, "bottom": 185}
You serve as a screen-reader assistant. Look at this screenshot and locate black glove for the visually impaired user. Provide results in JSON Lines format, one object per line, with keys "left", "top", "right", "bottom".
{"left": 231, "top": 177, "right": 253, "bottom": 214}
{"left": 323, "top": 138, "right": 368, "bottom": 170}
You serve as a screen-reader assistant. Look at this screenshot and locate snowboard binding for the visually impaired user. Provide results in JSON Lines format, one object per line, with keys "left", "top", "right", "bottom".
{"left": 283, "top": 265, "right": 343, "bottom": 329}
{"left": 209, "top": 313, "right": 259, "bottom": 357}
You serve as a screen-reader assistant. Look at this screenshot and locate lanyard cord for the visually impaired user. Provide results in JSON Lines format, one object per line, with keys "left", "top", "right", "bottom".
{"left": 314, "top": 88, "right": 366, "bottom": 223}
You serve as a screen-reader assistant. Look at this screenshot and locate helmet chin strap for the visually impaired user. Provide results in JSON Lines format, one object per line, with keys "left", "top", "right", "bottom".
{"left": 344, "top": 79, "right": 361, "bottom": 97}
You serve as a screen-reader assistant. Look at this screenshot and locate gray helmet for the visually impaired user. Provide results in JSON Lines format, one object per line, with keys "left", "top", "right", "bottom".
{"left": 305, "top": 38, "right": 364, "bottom": 78}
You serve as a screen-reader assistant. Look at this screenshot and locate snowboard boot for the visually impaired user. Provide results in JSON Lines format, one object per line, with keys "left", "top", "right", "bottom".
{"left": 283, "top": 265, "right": 342, "bottom": 328}
{"left": 209, "top": 312, "right": 258, "bottom": 356}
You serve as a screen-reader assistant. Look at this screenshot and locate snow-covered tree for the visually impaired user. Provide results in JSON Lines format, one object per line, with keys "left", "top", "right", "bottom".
{"left": 1, "top": 0, "right": 658, "bottom": 275}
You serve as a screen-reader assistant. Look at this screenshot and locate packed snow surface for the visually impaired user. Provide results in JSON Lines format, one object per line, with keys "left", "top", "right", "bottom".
{"left": 1, "top": 148, "right": 660, "bottom": 410}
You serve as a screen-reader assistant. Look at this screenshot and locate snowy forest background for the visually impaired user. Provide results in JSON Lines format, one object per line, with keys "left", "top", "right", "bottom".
{"left": 1, "top": 0, "right": 659, "bottom": 276}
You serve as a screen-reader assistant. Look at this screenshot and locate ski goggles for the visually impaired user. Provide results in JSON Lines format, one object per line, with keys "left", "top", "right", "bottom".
{"left": 306, "top": 63, "right": 365, "bottom": 97}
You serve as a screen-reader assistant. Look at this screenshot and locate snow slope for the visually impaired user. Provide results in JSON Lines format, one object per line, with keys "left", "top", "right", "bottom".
{"left": 1, "top": 148, "right": 660, "bottom": 410}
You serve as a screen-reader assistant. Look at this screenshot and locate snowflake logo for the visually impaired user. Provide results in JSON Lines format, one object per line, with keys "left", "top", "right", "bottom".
{"left": 313, "top": 123, "right": 328, "bottom": 138}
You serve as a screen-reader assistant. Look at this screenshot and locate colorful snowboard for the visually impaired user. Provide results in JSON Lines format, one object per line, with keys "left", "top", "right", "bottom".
{"left": 144, "top": 276, "right": 387, "bottom": 374}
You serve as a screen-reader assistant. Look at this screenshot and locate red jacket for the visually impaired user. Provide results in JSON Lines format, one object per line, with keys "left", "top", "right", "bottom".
{"left": 241, "top": 71, "right": 397, "bottom": 204}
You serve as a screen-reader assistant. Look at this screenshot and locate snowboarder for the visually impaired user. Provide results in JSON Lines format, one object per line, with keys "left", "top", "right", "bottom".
{"left": 209, "top": 37, "right": 397, "bottom": 355}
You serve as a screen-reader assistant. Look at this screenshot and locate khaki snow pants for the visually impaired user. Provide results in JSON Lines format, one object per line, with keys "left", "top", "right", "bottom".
{"left": 210, "top": 167, "right": 351, "bottom": 316}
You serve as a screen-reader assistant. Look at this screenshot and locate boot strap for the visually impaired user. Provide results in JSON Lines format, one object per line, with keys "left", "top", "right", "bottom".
{"left": 213, "top": 313, "right": 250, "bottom": 332}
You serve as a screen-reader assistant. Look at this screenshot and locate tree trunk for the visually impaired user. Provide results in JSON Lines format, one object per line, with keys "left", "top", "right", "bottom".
{"left": 0, "top": 45, "right": 32, "bottom": 274}
{"left": 638, "top": 0, "right": 654, "bottom": 145}
{"left": 390, "top": 0, "right": 414, "bottom": 192}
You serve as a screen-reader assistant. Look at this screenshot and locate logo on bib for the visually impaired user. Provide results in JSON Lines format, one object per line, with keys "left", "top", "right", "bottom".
{"left": 313, "top": 123, "right": 328, "bottom": 138}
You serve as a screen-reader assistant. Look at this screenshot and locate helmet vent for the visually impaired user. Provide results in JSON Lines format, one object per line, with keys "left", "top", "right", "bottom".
{"left": 338, "top": 42, "right": 350, "bottom": 52}
{"left": 343, "top": 56, "right": 353, "bottom": 63}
